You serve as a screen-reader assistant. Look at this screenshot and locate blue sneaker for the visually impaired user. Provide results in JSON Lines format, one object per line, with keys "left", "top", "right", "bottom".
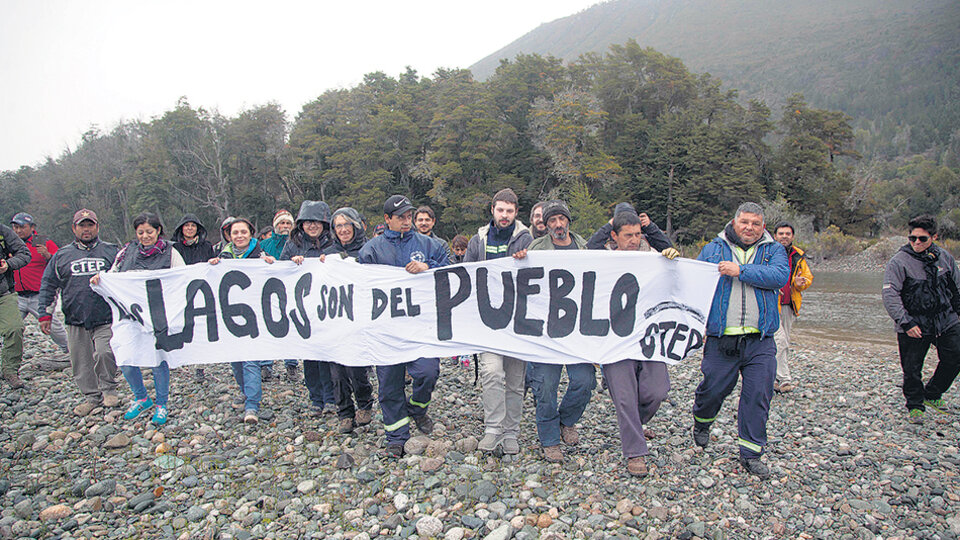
{"left": 124, "top": 398, "right": 153, "bottom": 420}
{"left": 151, "top": 405, "right": 168, "bottom": 426}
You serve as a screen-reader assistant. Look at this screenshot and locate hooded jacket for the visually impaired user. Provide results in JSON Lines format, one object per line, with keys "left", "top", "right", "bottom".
{"left": 324, "top": 207, "right": 367, "bottom": 258}
{"left": 358, "top": 229, "right": 450, "bottom": 268}
{"left": 696, "top": 227, "right": 789, "bottom": 339}
{"left": 38, "top": 238, "right": 119, "bottom": 328}
{"left": 281, "top": 201, "right": 334, "bottom": 260}
{"left": 464, "top": 219, "right": 532, "bottom": 262}
{"left": 883, "top": 243, "right": 960, "bottom": 336}
{"left": 586, "top": 221, "right": 673, "bottom": 252}
{"left": 172, "top": 213, "right": 216, "bottom": 265}
{"left": 779, "top": 244, "right": 813, "bottom": 314}
{"left": 0, "top": 224, "right": 31, "bottom": 297}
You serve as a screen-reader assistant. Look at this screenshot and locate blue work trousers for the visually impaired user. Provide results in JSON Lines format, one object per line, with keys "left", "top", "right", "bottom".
{"left": 303, "top": 360, "right": 336, "bottom": 407}
{"left": 376, "top": 357, "right": 440, "bottom": 444}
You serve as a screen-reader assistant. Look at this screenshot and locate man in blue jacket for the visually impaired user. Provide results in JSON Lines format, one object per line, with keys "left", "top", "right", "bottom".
{"left": 692, "top": 202, "right": 789, "bottom": 479}
{"left": 358, "top": 195, "right": 450, "bottom": 457}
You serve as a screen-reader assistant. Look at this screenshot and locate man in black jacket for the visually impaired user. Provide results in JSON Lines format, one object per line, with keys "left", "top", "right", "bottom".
{"left": 38, "top": 209, "right": 121, "bottom": 416}
{"left": 882, "top": 214, "right": 960, "bottom": 423}
{"left": 0, "top": 221, "right": 32, "bottom": 388}
{"left": 586, "top": 202, "right": 673, "bottom": 252}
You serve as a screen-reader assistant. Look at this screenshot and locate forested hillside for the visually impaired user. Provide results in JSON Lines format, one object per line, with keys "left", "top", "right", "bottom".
{"left": 471, "top": 0, "right": 960, "bottom": 159}
{"left": 2, "top": 41, "right": 958, "bottom": 249}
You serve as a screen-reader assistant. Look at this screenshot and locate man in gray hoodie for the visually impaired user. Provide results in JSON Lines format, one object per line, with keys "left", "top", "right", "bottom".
{"left": 882, "top": 214, "right": 960, "bottom": 423}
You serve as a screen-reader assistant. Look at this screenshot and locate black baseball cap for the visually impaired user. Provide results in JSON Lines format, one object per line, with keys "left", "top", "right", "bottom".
{"left": 383, "top": 195, "right": 415, "bottom": 217}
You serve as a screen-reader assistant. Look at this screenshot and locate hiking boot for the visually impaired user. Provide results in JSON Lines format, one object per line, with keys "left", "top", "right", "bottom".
{"left": 385, "top": 443, "right": 405, "bottom": 458}
{"left": 642, "top": 427, "right": 657, "bottom": 440}
{"left": 502, "top": 436, "right": 520, "bottom": 455}
{"left": 739, "top": 457, "right": 770, "bottom": 479}
{"left": 260, "top": 366, "right": 273, "bottom": 382}
{"left": 693, "top": 422, "right": 711, "bottom": 448}
{"left": 195, "top": 368, "right": 205, "bottom": 382}
{"left": 355, "top": 408, "right": 373, "bottom": 426}
{"left": 413, "top": 414, "right": 434, "bottom": 435}
{"left": 627, "top": 456, "right": 648, "bottom": 477}
{"left": 3, "top": 373, "right": 24, "bottom": 389}
{"left": 778, "top": 382, "right": 796, "bottom": 393}
{"left": 542, "top": 445, "right": 564, "bottom": 463}
{"left": 478, "top": 433, "right": 502, "bottom": 452}
{"left": 339, "top": 417, "right": 355, "bottom": 434}
{"left": 924, "top": 399, "right": 954, "bottom": 414}
{"left": 244, "top": 410, "right": 259, "bottom": 424}
{"left": 560, "top": 424, "right": 579, "bottom": 445}
{"left": 74, "top": 401, "right": 99, "bottom": 417}
{"left": 908, "top": 408, "right": 924, "bottom": 424}
{"left": 286, "top": 364, "right": 300, "bottom": 382}
{"left": 773, "top": 381, "right": 782, "bottom": 393}
{"left": 102, "top": 394, "right": 120, "bottom": 408}
{"left": 124, "top": 398, "right": 154, "bottom": 420}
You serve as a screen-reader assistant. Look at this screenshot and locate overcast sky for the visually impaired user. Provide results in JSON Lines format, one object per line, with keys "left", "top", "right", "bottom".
{"left": 0, "top": 0, "right": 598, "bottom": 171}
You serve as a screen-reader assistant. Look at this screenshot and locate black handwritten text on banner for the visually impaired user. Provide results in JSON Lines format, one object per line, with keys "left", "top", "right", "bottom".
{"left": 91, "top": 252, "right": 720, "bottom": 368}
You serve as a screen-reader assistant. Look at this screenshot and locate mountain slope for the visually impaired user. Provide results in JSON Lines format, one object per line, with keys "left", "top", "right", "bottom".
{"left": 470, "top": 0, "right": 960, "bottom": 153}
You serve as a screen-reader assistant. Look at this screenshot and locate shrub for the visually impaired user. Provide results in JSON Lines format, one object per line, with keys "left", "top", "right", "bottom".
{"left": 808, "top": 225, "right": 863, "bottom": 261}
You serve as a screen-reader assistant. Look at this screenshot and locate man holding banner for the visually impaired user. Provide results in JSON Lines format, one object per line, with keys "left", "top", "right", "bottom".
{"left": 463, "top": 188, "right": 532, "bottom": 455}
{"left": 515, "top": 199, "right": 596, "bottom": 464}
{"left": 358, "top": 195, "right": 450, "bottom": 457}
{"left": 692, "top": 202, "right": 788, "bottom": 479}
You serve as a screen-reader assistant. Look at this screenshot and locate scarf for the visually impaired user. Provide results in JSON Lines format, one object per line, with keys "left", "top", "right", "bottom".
{"left": 139, "top": 238, "right": 167, "bottom": 258}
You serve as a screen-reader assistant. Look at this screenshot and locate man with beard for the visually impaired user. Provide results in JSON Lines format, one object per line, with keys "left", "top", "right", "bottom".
{"left": 883, "top": 214, "right": 960, "bottom": 423}
{"left": 513, "top": 200, "right": 594, "bottom": 463}
{"left": 529, "top": 201, "right": 547, "bottom": 239}
{"left": 692, "top": 202, "right": 788, "bottom": 479}
{"left": 463, "top": 188, "right": 532, "bottom": 455}
{"left": 38, "top": 210, "right": 121, "bottom": 415}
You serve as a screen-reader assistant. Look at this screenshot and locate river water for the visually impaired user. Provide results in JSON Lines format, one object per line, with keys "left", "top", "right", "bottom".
{"left": 793, "top": 270, "right": 895, "bottom": 345}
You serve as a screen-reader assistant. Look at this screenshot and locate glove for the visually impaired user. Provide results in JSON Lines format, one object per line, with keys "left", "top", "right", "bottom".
{"left": 661, "top": 247, "right": 680, "bottom": 260}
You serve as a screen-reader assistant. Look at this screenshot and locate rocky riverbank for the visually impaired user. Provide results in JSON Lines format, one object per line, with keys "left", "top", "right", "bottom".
{"left": 1, "top": 323, "right": 958, "bottom": 539}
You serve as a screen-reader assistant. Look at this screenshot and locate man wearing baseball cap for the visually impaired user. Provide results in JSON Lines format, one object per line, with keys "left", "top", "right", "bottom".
{"left": 0, "top": 215, "right": 32, "bottom": 389}
{"left": 38, "top": 209, "right": 122, "bottom": 416}
{"left": 10, "top": 212, "right": 70, "bottom": 361}
{"left": 513, "top": 199, "right": 596, "bottom": 463}
{"left": 358, "top": 195, "right": 450, "bottom": 457}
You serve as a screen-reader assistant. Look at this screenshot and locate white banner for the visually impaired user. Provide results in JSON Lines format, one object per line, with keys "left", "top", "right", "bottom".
{"left": 91, "top": 252, "right": 720, "bottom": 368}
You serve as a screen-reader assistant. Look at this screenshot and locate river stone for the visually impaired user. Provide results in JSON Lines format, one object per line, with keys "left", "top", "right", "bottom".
{"left": 39, "top": 504, "right": 71, "bottom": 521}
{"left": 104, "top": 434, "right": 131, "bottom": 449}
{"left": 416, "top": 515, "right": 443, "bottom": 537}
{"left": 186, "top": 505, "right": 207, "bottom": 522}
{"left": 85, "top": 479, "right": 116, "bottom": 498}
{"left": 404, "top": 436, "right": 432, "bottom": 455}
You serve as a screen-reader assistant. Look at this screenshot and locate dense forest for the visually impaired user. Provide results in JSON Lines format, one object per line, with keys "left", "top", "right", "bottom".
{"left": 471, "top": 0, "right": 960, "bottom": 160}
{"left": 2, "top": 41, "right": 958, "bottom": 249}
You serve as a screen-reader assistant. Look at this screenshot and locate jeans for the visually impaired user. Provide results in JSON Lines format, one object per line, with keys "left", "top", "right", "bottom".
{"left": 526, "top": 362, "right": 596, "bottom": 447}
{"left": 897, "top": 324, "right": 960, "bottom": 411}
{"left": 231, "top": 361, "right": 262, "bottom": 411}
{"left": 261, "top": 359, "right": 298, "bottom": 371}
{"left": 17, "top": 293, "right": 69, "bottom": 352}
{"left": 121, "top": 362, "right": 170, "bottom": 407}
{"left": 304, "top": 360, "right": 336, "bottom": 407}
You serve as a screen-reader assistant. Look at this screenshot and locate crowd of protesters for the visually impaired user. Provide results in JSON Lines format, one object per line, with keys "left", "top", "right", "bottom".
{"left": 3, "top": 187, "right": 958, "bottom": 480}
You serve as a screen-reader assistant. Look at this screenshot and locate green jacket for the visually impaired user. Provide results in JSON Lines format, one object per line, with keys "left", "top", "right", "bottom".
{"left": 527, "top": 232, "right": 588, "bottom": 251}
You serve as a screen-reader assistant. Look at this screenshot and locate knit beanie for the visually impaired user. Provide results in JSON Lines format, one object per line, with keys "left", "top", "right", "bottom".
{"left": 273, "top": 210, "right": 294, "bottom": 229}
{"left": 541, "top": 200, "right": 572, "bottom": 224}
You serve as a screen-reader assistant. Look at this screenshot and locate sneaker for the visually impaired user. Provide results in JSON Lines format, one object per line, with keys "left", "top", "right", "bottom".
{"left": 924, "top": 399, "right": 954, "bottom": 414}
{"left": 385, "top": 443, "right": 405, "bottom": 458}
{"left": 778, "top": 382, "right": 796, "bottom": 393}
{"left": 542, "top": 445, "right": 564, "bottom": 463}
{"left": 560, "top": 424, "right": 579, "bottom": 445}
{"left": 627, "top": 456, "right": 648, "bottom": 477}
{"left": 102, "top": 394, "right": 120, "bottom": 408}
{"left": 773, "top": 381, "right": 782, "bottom": 393}
{"left": 739, "top": 457, "right": 770, "bottom": 479}
{"left": 244, "top": 410, "right": 259, "bottom": 424}
{"left": 908, "top": 408, "right": 924, "bottom": 424}
{"left": 355, "top": 408, "right": 373, "bottom": 426}
{"left": 693, "top": 422, "right": 711, "bottom": 448}
{"left": 3, "top": 373, "right": 24, "bottom": 389}
{"left": 151, "top": 405, "right": 168, "bottom": 426}
{"left": 74, "top": 401, "right": 99, "bottom": 417}
{"left": 339, "top": 417, "right": 355, "bottom": 434}
{"left": 286, "top": 364, "right": 300, "bottom": 382}
{"left": 478, "top": 433, "right": 502, "bottom": 452}
{"left": 413, "top": 414, "right": 434, "bottom": 435}
{"left": 124, "top": 398, "right": 154, "bottom": 420}
{"left": 502, "top": 436, "right": 520, "bottom": 455}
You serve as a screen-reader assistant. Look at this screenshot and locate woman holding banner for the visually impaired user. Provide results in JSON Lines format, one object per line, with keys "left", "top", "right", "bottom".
{"left": 280, "top": 201, "right": 339, "bottom": 418}
{"left": 209, "top": 217, "right": 276, "bottom": 424}
{"left": 91, "top": 212, "right": 184, "bottom": 426}
{"left": 323, "top": 207, "right": 375, "bottom": 434}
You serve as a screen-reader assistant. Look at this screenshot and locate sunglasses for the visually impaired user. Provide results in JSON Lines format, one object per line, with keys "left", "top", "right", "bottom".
{"left": 908, "top": 235, "right": 930, "bottom": 243}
